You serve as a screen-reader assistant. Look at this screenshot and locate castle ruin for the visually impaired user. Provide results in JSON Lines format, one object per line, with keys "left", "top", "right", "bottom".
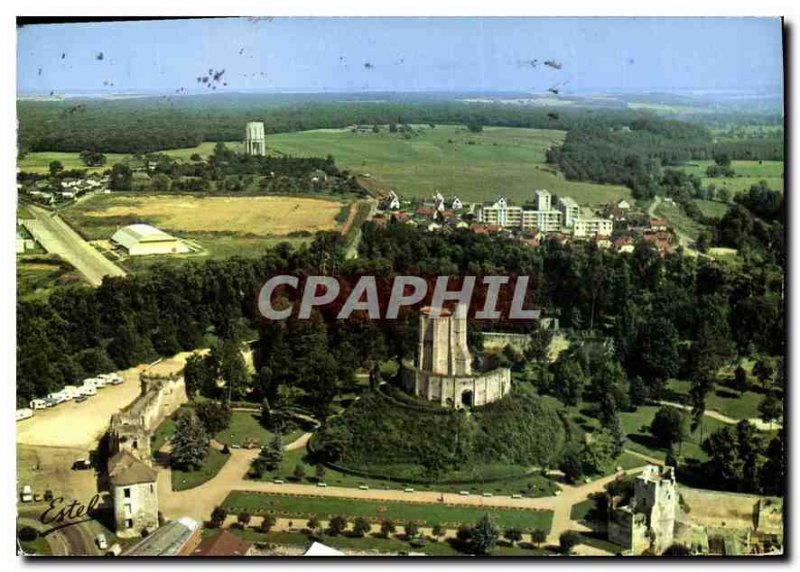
{"left": 107, "top": 374, "right": 186, "bottom": 538}
{"left": 402, "top": 305, "right": 511, "bottom": 409}
{"left": 608, "top": 464, "right": 677, "bottom": 555}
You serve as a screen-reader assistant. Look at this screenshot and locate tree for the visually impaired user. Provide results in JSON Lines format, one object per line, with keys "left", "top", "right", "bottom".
{"left": 219, "top": 339, "right": 250, "bottom": 401}
{"left": 352, "top": 517, "right": 371, "bottom": 537}
{"left": 650, "top": 406, "right": 687, "bottom": 449}
{"left": 109, "top": 163, "right": 133, "bottom": 191}
{"left": 48, "top": 160, "right": 64, "bottom": 177}
{"left": 292, "top": 463, "right": 306, "bottom": 481}
{"left": 531, "top": 528, "right": 547, "bottom": 548}
{"left": 580, "top": 430, "right": 616, "bottom": 476}
{"left": 183, "top": 352, "right": 213, "bottom": 399}
{"left": 170, "top": 409, "right": 209, "bottom": 470}
{"left": 470, "top": 514, "right": 500, "bottom": 554}
{"left": 431, "top": 523, "right": 445, "bottom": 541}
{"left": 753, "top": 358, "right": 775, "bottom": 389}
{"left": 559, "top": 530, "right": 582, "bottom": 554}
{"left": 503, "top": 527, "right": 523, "bottom": 546}
{"left": 80, "top": 148, "right": 106, "bottom": 167}
{"left": 758, "top": 392, "right": 783, "bottom": 426}
{"left": 404, "top": 522, "right": 420, "bottom": 539}
{"left": 259, "top": 515, "right": 276, "bottom": 533}
{"left": 315, "top": 464, "right": 327, "bottom": 482}
{"left": 553, "top": 359, "right": 587, "bottom": 406}
{"left": 560, "top": 446, "right": 584, "bottom": 484}
{"left": 665, "top": 444, "right": 678, "bottom": 469}
{"left": 327, "top": 515, "right": 348, "bottom": 536}
{"left": 380, "top": 519, "right": 396, "bottom": 538}
{"left": 195, "top": 401, "right": 231, "bottom": 434}
{"left": 466, "top": 120, "right": 483, "bottom": 133}
{"left": 732, "top": 365, "right": 749, "bottom": 394}
{"left": 237, "top": 511, "right": 252, "bottom": 528}
{"left": 252, "top": 434, "right": 283, "bottom": 476}
{"left": 307, "top": 517, "right": 321, "bottom": 531}
{"left": 210, "top": 506, "right": 227, "bottom": 527}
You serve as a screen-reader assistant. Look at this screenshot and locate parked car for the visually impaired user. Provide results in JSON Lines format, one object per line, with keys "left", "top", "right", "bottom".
{"left": 75, "top": 396, "right": 88, "bottom": 403}
{"left": 20, "top": 485, "right": 33, "bottom": 503}
{"left": 72, "top": 459, "right": 92, "bottom": 471}
{"left": 29, "top": 399, "right": 47, "bottom": 410}
{"left": 16, "top": 408, "right": 34, "bottom": 421}
{"left": 95, "top": 534, "right": 108, "bottom": 551}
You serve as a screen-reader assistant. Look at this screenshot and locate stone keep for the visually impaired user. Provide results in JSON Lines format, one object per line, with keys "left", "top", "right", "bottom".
{"left": 608, "top": 465, "right": 678, "bottom": 554}
{"left": 403, "top": 304, "right": 511, "bottom": 409}
{"left": 244, "top": 122, "right": 266, "bottom": 156}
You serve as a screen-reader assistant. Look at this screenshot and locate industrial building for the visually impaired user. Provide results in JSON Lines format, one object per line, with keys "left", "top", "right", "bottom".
{"left": 244, "top": 121, "right": 267, "bottom": 156}
{"left": 111, "top": 224, "right": 190, "bottom": 256}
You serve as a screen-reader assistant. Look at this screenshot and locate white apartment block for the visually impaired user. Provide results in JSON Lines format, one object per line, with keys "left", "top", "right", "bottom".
{"left": 573, "top": 217, "right": 614, "bottom": 238}
{"left": 478, "top": 196, "right": 562, "bottom": 232}
{"left": 557, "top": 196, "right": 580, "bottom": 227}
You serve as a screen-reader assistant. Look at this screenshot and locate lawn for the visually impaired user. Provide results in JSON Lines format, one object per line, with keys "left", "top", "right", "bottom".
{"left": 664, "top": 379, "right": 770, "bottom": 421}
{"left": 263, "top": 447, "right": 558, "bottom": 498}
{"left": 214, "top": 411, "right": 303, "bottom": 449}
{"left": 222, "top": 491, "right": 554, "bottom": 531}
{"left": 171, "top": 447, "right": 230, "bottom": 491}
{"left": 150, "top": 415, "right": 177, "bottom": 453}
{"left": 266, "top": 125, "right": 632, "bottom": 205}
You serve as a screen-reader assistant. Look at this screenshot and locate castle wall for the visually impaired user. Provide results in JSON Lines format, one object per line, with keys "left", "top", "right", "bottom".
{"left": 403, "top": 366, "right": 510, "bottom": 409}
{"left": 109, "top": 375, "right": 187, "bottom": 462}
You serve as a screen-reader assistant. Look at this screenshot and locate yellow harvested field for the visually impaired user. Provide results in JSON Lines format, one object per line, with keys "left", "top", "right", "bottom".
{"left": 81, "top": 195, "right": 343, "bottom": 236}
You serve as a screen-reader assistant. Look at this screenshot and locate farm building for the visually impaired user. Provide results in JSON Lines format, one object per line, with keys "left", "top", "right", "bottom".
{"left": 111, "top": 224, "right": 190, "bottom": 256}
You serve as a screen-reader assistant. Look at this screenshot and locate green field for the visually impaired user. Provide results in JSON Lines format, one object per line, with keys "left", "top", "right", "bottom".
{"left": 675, "top": 160, "right": 784, "bottom": 194}
{"left": 266, "top": 126, "right": 632, "bottom": 205}
{"left": 222, "top": 491, "right": 553, "bottom": 531}
{"left": 19, "top": 126, "right": 632, "bottom": 205}
{"left": 654, "top": 200, "right": 706, "bottom": 240}
{"left": 17, "top": 151, "right": 128, "bottom": 174}
{"left": 695, "top": 199, "right": 730, "bottom": 218}
{"left": 171, "top": 446, "right": 230, "bottom": 491}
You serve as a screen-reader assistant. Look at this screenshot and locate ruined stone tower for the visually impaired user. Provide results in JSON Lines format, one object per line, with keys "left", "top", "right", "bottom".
{"left": 404, "top": 304, "right": 511, "bottom": 409}
{"left": 417, "top": 304, "right": 472, "bottom": 376}
{"left": 244, "top": 122, "right": 266, "bottom": 156}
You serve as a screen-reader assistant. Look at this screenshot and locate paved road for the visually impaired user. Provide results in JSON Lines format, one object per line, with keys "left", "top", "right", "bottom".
{"left": 23, "top": 205, "right": 126, "bottom": 287}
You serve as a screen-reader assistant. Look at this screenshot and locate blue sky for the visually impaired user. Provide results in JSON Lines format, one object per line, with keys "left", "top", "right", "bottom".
{"left": 17, "top": 17, "right": 783, "bottom": 95}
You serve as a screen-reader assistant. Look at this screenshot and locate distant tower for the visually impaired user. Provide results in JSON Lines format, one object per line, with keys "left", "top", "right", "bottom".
{"left": 244, "top": 122, "right": 266, "bottom": 156}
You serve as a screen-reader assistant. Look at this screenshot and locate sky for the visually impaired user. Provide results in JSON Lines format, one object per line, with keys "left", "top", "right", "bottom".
{"left": 17, "top": 17, "right": 784, "bottom": 95}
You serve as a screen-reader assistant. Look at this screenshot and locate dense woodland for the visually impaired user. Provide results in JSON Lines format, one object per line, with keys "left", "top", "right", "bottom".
{"left": 546, "top": 117, "right": 783, "bottom": 199}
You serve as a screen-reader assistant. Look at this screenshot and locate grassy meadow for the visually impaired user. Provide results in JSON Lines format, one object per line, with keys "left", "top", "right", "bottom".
{"left": 674, "top": 160, "right": 784, "bottom": 194}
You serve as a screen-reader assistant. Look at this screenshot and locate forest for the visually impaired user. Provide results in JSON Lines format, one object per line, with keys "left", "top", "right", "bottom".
{"left": 16, "top": 94, "right": 709, "bottom": 154}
